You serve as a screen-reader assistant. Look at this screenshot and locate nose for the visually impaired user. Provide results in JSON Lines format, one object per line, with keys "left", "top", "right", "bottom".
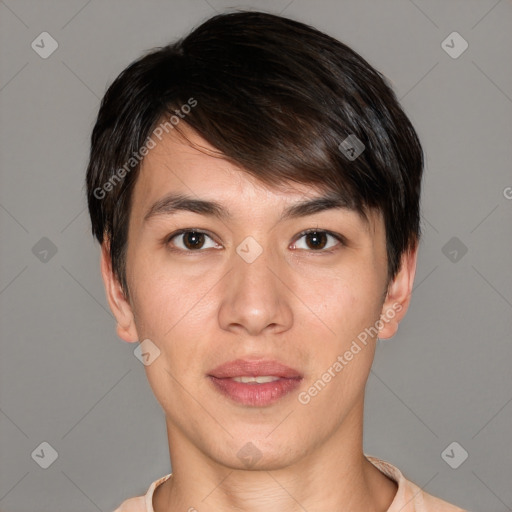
{"left": 217, "top": 237, "right": 293, "bottom": 337}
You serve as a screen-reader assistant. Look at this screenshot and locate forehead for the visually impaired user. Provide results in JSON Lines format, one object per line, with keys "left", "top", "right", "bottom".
{"left": 132, "top": 124, "right": 379, "bottom": 233}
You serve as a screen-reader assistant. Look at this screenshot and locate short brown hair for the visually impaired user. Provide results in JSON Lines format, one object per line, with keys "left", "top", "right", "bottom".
{"left": 86, "top": 10, "right": 424, "bottom": 298}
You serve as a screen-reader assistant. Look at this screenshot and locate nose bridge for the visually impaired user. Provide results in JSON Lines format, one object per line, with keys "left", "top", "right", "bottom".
{"left": 233, "top": 234, "right": 279, "bottom": 299}
{"left": 217, "top": 233, "right": 292, "bottom": 335}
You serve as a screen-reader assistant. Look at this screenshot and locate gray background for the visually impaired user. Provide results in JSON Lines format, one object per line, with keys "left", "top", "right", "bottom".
{"left": 1, "top": 0, "right": 511, "bottom": 511}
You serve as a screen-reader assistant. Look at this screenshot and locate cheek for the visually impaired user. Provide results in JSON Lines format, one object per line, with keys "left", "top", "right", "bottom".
{"left": 127, "top": 254, "right": 218, "bottom": 374}
{"left": 128, "top": 268, "right": 209, "bottom": 412}
{"left": 316, "top": 267, "right": 384, "bottom": 347}
{"left": 298, "top": 267, "right": 383, "bottom": 403}
{"left": 299, "top": 284, "right": 379, "bottom": 422}
{"left": 128, "top": 248, "right": 208, "bottom": 337}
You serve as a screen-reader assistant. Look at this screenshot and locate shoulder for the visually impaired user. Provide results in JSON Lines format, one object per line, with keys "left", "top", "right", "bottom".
{"left": 405, "top": 478, "right": 468, "bottom": 512}
{"left": 365, "top": 454, "right": 468, "bottom": 512}
{"left": 113, "top": 495, "right": 146, "bottom": 512}
{"left": 112, "top": 473, "right": 173, "bottom": 512}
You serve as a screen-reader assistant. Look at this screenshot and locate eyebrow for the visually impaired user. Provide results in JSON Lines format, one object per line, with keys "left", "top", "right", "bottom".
{"left": 144, "top": 191, "right": 367, "bottom": 224}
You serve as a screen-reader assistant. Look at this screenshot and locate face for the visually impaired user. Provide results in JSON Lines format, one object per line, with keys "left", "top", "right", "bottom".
{"left": 102, "top": 125, "right": 416, "bottom": 471}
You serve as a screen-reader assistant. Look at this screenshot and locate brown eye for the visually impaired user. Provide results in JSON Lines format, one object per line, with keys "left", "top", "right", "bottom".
{"left": 167, "top": 230, "right": 218, "bottom": 251}
{"left": 182, "top": 231, "right": 205, "bottom": 249}
{"left": 304, "top": 231, "right": 328, "bottom": 250}
{"left": 293, "top": 230, "right": 343, "bottom": 252}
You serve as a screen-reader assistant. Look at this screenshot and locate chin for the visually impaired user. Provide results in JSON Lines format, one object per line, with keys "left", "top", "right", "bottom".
{"left": 210, "top": 435, "right": 304, "bottom": 472}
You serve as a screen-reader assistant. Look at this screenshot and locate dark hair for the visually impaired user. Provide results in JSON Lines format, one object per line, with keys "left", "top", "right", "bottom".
{"left": 86, "top": 10, "right": 423, "bottom": 298}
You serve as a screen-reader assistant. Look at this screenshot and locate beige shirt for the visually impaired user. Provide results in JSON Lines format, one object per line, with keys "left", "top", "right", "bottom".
{"left": 113, "top": 454, "right": 468, "bottom": 512}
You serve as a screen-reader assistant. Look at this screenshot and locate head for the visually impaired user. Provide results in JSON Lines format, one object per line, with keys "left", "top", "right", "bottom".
{"left": 86, "top": 11, "right": 422, "bottom": 469}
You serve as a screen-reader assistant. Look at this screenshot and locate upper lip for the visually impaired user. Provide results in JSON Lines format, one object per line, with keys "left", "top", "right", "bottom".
{"left": 208, "top": 359, "right": 303, "bottom": 379}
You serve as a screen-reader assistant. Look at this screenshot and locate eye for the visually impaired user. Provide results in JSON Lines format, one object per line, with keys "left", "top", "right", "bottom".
{"left": 292, "top": 229, "right": 344, "bottom": 252}
{"left": 164, "top": 228, "right": 345, "bottom": 253}
{"left": 166, "top": 230, "right": 220, "bottom": 251}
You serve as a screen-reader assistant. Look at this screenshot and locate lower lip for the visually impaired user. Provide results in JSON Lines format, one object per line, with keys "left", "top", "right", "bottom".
{"left": 208, "top": 376, "right": 302, "bottom": 406}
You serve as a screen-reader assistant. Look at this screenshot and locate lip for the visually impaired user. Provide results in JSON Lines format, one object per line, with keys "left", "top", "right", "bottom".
{"left": 208, "top": 358, "right": 303, "bottom": 379}
{"left": 207, "top": 359, "right": 303, "bottom": 407}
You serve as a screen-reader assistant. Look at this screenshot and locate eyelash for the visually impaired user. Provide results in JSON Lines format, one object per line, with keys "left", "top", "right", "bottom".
{"left": 163, "top": 228, "right": 346, "bottom": 254}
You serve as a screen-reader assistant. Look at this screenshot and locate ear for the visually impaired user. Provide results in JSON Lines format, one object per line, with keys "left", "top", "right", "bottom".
{"left": 100, "top": 240, "right": 139, "bottom": 343}
{"left": 378, "top": 244, "right": 419, "bottom": 339}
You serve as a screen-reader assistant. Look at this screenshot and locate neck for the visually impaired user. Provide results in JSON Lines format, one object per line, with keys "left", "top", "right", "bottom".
{"left": 154, "top": 402, "right": 397, "bottom": 512}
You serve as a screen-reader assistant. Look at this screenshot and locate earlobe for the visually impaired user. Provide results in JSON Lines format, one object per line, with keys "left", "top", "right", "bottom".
{"left": 378, "top": 244, "right": 419, "bottom": 339}
{"left": 100, "top": 241, "right": 139, "bottom": 343}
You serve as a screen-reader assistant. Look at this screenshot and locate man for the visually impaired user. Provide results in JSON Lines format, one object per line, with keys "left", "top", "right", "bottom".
{"left": 86, "top": 10, "right": 467, "bottom": 512}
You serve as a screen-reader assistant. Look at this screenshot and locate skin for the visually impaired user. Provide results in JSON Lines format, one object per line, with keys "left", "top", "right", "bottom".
{"left": 101, "top": 124, "right": 418, "bottom": 512}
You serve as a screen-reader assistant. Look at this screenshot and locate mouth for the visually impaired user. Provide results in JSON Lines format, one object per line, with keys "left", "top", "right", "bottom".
{"left": 231, "top": 375, "right": 282, "bottom": 384}
{"left": 207, "top": 359, "right": 303, "bottom": 407}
